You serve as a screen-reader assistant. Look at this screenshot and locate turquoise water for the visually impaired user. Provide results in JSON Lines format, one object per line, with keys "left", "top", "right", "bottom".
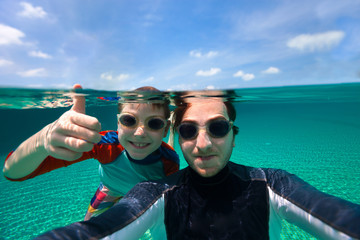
{"left": 0, "top": 83, "right": 359, "bottom": 239}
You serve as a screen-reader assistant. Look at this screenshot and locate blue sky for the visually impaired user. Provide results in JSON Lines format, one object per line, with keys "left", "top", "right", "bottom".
{"left": 0, "top": 0, "right": 359, "bottom": 91}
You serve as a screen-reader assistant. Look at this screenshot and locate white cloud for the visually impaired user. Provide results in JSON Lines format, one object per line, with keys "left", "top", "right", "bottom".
{"left": 29, "top": 51, "right": 52, "bottom": 59}
{"left": 287, "top": 31, "right": 345, "bottom": 52}
{"left": 168, "top": 83, "right": 198, "bottom": 91}
{"left": 196, "top": 68, "right": 221, "bottom": 77}
{"left": 115, "top": 74, "right": 130, "bottom": 81}
{"left": 233, "top": 70, "right": 245, "bottom": 77}
{"left": 233, "top": 70, "right": 255, "bottom": 81}
{"left": 18, "top": 2, "right": 47, "bottom": 19}
{"left": 262, "top": 67, "right": 280, "bottom": 74}
{"left": 205, "top": 85, "right": 216, "bottom": 90}
{"left": 242, "top": 73, "right": 255, "bottom": 81}
{"left": 100, "top": 72, "right": 113, "bottom": 81}
{"left": 100, "top": 72, "right": 130, "bottom": 82}
{"left": 0, "top": 59, "right": 14, "bottom": 67}
{"left": 190, "top": 50, "right": 218, "bottom": 58}
{"left": 17, "top": 68, "right": 47, "bottom": 77}
{"left": 143, "top": 14, "right": 162, "bottom": 27}
{"left": 0, "top": 24, "right": 25, "bottom": 45}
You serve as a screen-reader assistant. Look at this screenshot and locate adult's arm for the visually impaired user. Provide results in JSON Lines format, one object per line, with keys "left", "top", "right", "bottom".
{"left": 34, "top": 182, "right": 168, "bottom": 240}
{"left": 266, "top": 169, "right": 360, "bottom": 240}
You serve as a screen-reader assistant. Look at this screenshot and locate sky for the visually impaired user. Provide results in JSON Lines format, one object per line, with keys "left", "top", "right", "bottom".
{"left": 0, "top": 0, "right": 360, "bottom": 91}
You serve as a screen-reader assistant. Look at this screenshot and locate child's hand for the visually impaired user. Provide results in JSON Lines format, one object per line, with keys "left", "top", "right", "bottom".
{"left": 42, "top": 84, "right": 102, "bottom": 161}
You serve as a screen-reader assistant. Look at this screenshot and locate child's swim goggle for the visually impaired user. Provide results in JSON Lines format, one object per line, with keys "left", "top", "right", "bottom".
{"left": 118, "top": 114, "right": 166, "bottom": 131}
{"left": 177, "top": 118, "right": 233, "bottom": 140}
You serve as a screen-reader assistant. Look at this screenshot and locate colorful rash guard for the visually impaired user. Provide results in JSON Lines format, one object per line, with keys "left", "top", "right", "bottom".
{"left": 5, "top": 130, "right": 180, "bottom": 219}
{"left": 34, "top": 162, "right": 360, "bottom": 240}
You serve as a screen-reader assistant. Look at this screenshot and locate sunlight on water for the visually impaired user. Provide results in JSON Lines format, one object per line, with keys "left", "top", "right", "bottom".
{"left": 0, "top": 83, "right": 359, "bottom": 239}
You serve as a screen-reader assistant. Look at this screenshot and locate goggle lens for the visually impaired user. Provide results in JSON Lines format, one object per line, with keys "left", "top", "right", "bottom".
{"left": 208, "top": 120, "right": 231, "bottom": 138}
{"left": 120, "top": 114, "right": 137, "bottom": 127}
{"left": 147, "top": 118, "right": 165, "bottom": 130}
{"left": 178, "top": 123, "right": 198, "bottom": 140}
{"left": 178, "top": 119, "right": 232, "bottom": 140}
{"left": 119, "top": 114, "right": 165, "bottom": 131}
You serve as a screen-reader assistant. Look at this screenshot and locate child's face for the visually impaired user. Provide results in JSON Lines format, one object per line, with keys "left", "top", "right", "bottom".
{"left": 117, "top": 103, "right": 169, "bottom": 160}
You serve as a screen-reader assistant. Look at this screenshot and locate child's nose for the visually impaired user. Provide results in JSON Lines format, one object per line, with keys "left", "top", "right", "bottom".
{"left": 134, "top": 125, "right": 146, "bottom": 136}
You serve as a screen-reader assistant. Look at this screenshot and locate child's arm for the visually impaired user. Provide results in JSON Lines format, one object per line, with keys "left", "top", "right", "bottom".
{"left": 3, "top": 84, "right": 102, "bottom": 180}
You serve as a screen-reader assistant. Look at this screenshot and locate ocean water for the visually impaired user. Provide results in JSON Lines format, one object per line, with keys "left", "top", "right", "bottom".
{"left": 0, "top": 83, "right": 359, "bottom": 239}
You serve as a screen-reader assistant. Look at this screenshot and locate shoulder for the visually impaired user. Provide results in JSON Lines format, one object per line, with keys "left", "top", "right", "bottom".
{"left": 228, "top": 161, "right": 293, "bottom": 183}
{"left": 98, "top": 130, "right": 119, "bottom": 144}
{"left": 159, "top": 142, "right": 180, "bottom": 164}
{"left": 94, "top": 131, "right": 125, "bottom": 164}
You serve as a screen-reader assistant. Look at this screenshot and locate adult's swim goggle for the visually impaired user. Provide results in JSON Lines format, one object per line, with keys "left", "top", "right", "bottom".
{"left": 178, "top": 118, "right": 233, "bottom": 140}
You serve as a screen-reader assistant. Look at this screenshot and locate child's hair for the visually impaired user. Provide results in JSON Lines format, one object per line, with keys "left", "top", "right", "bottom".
{"left": 118, "top": 86, "right": 171, "bottom": 119}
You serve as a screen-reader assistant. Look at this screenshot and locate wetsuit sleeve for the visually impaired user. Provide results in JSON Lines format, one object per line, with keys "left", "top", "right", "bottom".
{"left": 265, "top": 169, "right": 360, "bottom": 240}
{"left": 34, "top": 182, "right": 168, "bottom": 240}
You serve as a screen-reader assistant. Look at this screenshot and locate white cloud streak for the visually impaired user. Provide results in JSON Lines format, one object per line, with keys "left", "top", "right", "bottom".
{"left": 262, "top": 67, "right": 280, "bottom": 74}
{"left": 17, "top": 68, "right": 47, "bottom": 77}
{"left": 0, "top": 24, "right": 25, "bottom": 45}
{"left": 29, "top": 51, "right": 52, "bottom": 59}
{"left": 287, "top": 31, "right": 345, "bottom": 52}
{"left": 205, "top": 85, "right": 216, "bottom": 90}
{"left": 18, "top": 2, "right": 47, "bottom": 19}
{"left": 190, "top": 50, "right": 218, "bottom": 58}
{"left": 0, "top": 59, "right": 14, "bottom": 67}
{"left": 233, "top": 70, "right": 255, "bottom": 81}
{"left": 100, "top": 72, "right": 130, "bottom": 82}
{"left": 196, "top": 68, "right": 221, "bottom": 77}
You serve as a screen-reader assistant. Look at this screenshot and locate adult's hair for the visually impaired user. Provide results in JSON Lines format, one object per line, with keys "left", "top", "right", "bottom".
{"left": 118, "top": 86, "right": 171, "bottom": 119}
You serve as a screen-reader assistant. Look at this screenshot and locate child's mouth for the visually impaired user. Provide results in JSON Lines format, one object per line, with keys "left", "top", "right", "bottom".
{"left": 130, "top": 141, "right": 150, "bottom": 149}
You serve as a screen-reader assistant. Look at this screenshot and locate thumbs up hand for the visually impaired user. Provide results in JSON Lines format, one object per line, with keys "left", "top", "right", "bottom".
{"left": 43, "top": 84, "right": 102, "bottom": 161}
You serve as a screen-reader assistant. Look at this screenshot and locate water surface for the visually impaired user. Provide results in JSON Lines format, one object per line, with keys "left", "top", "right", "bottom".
{"left": 0, "top": 83, "right": 359, "bottom": 239}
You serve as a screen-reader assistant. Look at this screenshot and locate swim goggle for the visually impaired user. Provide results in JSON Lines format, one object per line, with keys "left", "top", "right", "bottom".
{"left": 117, "top": 114, "right": 166, "bottom": 131}
{"left": 178, "top": 119, "right": 233, "bottom": 140}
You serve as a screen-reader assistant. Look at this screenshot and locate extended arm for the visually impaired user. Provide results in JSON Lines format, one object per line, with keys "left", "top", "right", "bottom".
{"left": 3, "top": 84, "right": 102, "bottom": 180}
{"left": 266, "top": 169, "right": 360, "bottom": 240}
{"left": 34, "top": 182, "right": 167, "bottom": 240}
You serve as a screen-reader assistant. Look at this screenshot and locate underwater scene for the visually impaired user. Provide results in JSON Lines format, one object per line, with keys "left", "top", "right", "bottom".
{"left": 0, "top": 83, "right": 359, "bottom": 239}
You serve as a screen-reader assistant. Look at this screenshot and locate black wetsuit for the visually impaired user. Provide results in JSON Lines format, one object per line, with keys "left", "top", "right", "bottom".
{"left": 35, "top": 162, "right": 360, "bottom": 240}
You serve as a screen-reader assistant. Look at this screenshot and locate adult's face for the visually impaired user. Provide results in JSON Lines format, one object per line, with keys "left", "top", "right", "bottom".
{"left": 179, "top": 99, "right": 235, "bottom": 177}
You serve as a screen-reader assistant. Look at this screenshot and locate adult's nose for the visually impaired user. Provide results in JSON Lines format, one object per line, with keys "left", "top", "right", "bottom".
{"left": 195, "top": 130, "right": 212, "bottom": 151}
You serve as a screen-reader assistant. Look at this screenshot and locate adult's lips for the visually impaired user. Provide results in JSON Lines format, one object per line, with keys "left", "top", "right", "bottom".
{"left": 195, "top": 155, "right": 217, "bottom": 161}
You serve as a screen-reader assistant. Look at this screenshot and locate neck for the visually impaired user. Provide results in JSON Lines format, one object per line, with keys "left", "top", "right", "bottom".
{"left": 189, "top": 165, "right": 230, "bottom": 186}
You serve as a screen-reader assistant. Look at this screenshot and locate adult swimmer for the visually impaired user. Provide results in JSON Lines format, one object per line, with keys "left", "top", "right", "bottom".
{"left": 35, "top": 95, "right": 360, "bottom": 240}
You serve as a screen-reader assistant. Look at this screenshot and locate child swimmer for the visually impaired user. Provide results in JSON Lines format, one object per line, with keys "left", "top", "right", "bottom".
{"left": 3, "top": 84, "right": 179, "bottom": 219}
